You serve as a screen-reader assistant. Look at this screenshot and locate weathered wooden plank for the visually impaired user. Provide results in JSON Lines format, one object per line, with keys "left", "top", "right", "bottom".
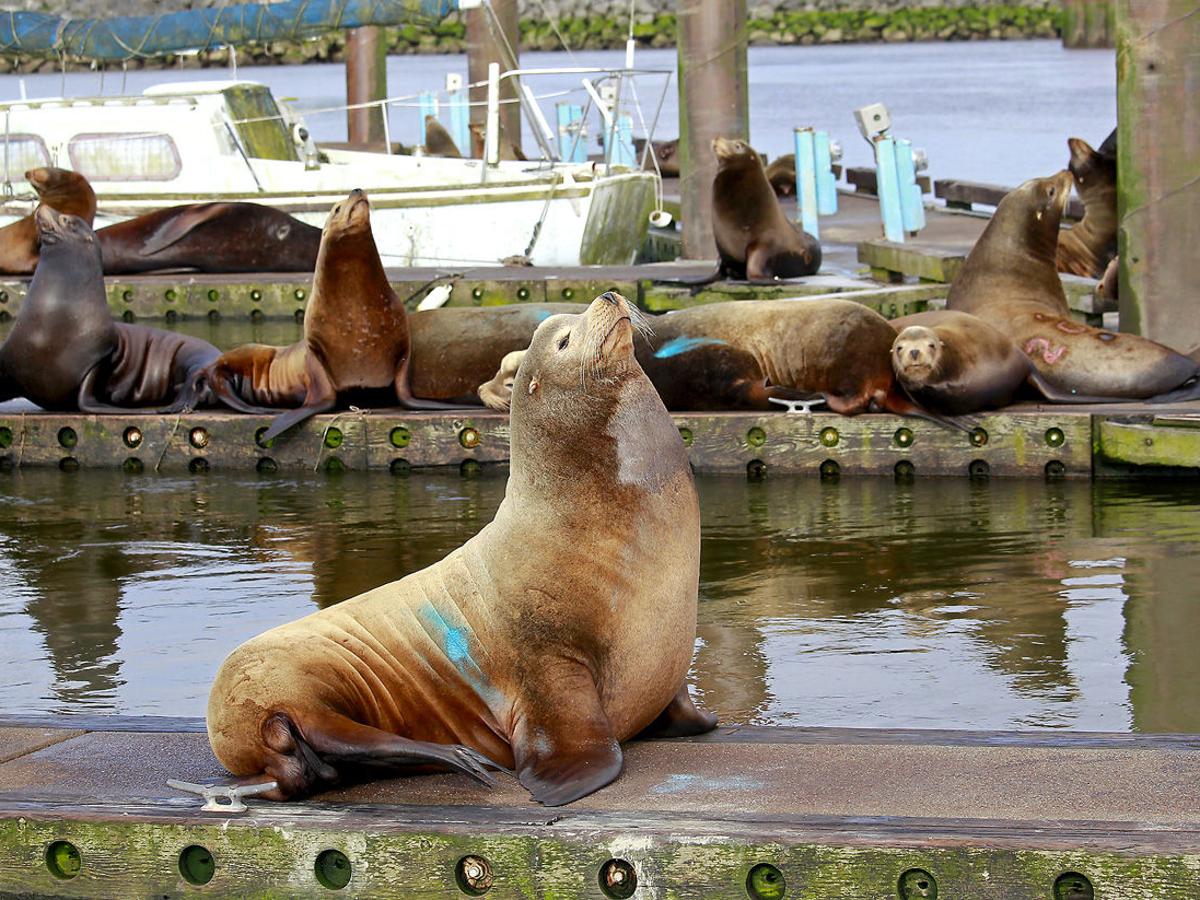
{"left": 844, "top": 165, "right": 932, "bottom": 195}
{"left": 935, "top": 179, "right": 1085, "bottom": 220}
{"left": 1096, "top": 418, "right": 1200, "bottom": 469}
{"left": 857, "top": 239, "right": 966, "bottom": 284}
{"left": 0, "top": 409, "right": 1100, "bottom": 477}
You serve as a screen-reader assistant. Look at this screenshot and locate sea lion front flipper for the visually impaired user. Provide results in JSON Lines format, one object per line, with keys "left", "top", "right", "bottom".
{"left": 1025, "top": 369, "right": 1133, "bottom": 405}
{"left": 512, "top": 663, "right": 623, "bottom": 807}
{"left": 76, "top": 365, "right": 132, "bottom": 413}
{"left": 141, "top": 203, "right": 233, "bottom": 256}
{"left": 636, "top": 684, "right": 717, "bottom": 740}
{"left": 744, "top": 242, "right": 773, "bottom": 282}
{"left": 393, "top": 356, "right": 478, "bottom": 411}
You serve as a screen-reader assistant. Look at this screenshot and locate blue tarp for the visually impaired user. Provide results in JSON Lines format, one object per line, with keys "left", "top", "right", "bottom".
{"left": 0, "top": 0, "right": 459, "bottom": 62}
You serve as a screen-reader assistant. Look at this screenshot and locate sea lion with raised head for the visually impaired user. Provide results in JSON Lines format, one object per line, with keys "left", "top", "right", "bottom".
{"left": 0, "top": 167, "right": 96, "bottom": 274}
{"left": 1056, "top": 134, "right": 1117, "bottom": 279}
{"left": 947, "top": 171, "right": 1200, "bottom": 400}
{"left": 206, "top": 291, "right": 716, "bottom": 805}
{"left": 0, "top": 206, "right": 218, "bottom": 411}
{"left": 891, "top": 310, "right": 1127, "bottom": 415}
{"left": 197, "top": 190, "right": 462, "bottom": 440}
{"left": 711, "top": 137, "right": 820, "bottom": 281}
{"left": 96, "top": 202, "right": 321, "bottom": 274}
{"left": 422, "top": 116, "right": 462, "bottom": 158}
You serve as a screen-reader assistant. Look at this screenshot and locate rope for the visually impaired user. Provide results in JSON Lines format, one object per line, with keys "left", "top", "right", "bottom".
{"left": 313, "top": 406, "right": 365, "bottom": 471}
{"left": 154, "top": 411, "right": 184, "bottom": 471}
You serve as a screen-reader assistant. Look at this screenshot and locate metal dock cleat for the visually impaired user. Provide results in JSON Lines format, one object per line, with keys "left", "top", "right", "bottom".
{"left": 769, "top": 397, "right": 827, "bottom": 414}
{"left": 167, "top": 779, "right": 278, "bottom": 813}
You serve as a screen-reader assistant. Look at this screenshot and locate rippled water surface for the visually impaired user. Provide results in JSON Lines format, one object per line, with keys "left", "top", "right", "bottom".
{"left": 2, "top": 470, "right": 1198, "bottom": 732}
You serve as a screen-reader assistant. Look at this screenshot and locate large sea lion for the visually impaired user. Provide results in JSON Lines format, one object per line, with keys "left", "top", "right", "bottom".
{"left": 0, "top": 167, "right": 96, "bottom": 274}
{"left": 0, "top": 206, "right": 218, "bottom": 411}
{"left": 422, "top": 116, "right": 462, "bottom": 158}
{"left": 711, "top": 137, "right": 820, "bottom": 281}
{"left": 206, "top": 291, "right": 716, "bottom": 805}
{"left": 1056, "top": 135, "right": 1117, "bottom": 279}
{"left": 408, "top": 303, "right": 578, "bottom": 403}
{"left": 96, "top": 202, "right": 321, "bottom": 274}
{"left": 891, "top": 310, "right": 1125, "bottom": 415}
{"left": 947, "top": 171, "right": 1200, "bottom": 400}
{"left": 197, "top": 190, "right": 458, "bottom": 440}
{"left": 482, "top": 299, "right": 937, "bottom": 421}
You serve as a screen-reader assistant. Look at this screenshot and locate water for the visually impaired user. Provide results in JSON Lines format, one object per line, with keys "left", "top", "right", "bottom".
{"left": 0, "top": 41, "right": 1115, "bottom": 186}
{"left": 2, "top": 469, "right": 1199, "bottom": 733}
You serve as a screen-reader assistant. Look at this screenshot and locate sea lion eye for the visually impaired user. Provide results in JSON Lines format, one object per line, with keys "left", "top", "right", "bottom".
{"left": 557, "top": 334, "right": 570, "bottom": 351}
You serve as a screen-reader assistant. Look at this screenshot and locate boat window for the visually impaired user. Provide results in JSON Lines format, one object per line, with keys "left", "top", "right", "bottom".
{"left": 0, "top": 134, "right": 51, "bottom": 180}
{"left": 223, "top": 85, "right": 299, "bottom": 162}
{"left": 68, "top": 132, "right": 182, "bottom": 181}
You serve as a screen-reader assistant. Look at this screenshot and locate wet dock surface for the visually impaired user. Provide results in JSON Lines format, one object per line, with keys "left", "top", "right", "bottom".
{"left": 1, "top": 715, "right": 1198, "bottom": 897}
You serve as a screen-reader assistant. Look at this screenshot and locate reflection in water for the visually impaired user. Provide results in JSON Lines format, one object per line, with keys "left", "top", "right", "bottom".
{"left": 1, "top": 471, "right": 1199, "bottom": 730}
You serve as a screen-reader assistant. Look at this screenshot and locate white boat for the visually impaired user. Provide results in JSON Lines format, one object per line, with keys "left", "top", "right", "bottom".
{"left": 0, "top": 77, "right": 661, "bottom": 268}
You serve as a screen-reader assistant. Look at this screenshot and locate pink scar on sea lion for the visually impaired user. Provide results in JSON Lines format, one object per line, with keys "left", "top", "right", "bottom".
{"left": 1024, "top": 337, "right": 1067, "bottom": 364}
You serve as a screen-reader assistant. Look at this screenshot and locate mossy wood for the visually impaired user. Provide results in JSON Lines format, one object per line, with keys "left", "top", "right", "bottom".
{"left": 0, "top": 409, "right": 1105, "bottom": 476}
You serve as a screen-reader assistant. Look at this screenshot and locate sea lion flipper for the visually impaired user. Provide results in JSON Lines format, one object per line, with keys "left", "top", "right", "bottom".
{"left": 76, "top": 365, "right": 126, "bottom": 413}
{"left": 1025, "top": 368, "right": 1133, "bottom": 405}
{"left": 635, "top": 684, "right": 717, "bottom": 740}
{"left": 513, "top": 667, "right": 623, "bottom": 807}
{"left": 745, "top": 243, "right": 772, "bottom": 282}
{"left": 140, "top": 203, "right": 233, "bottom": 256}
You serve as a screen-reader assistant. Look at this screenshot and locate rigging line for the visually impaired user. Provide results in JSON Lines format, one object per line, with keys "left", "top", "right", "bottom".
{"left": 530, "top": 0, "right": 578, "bottom": 63}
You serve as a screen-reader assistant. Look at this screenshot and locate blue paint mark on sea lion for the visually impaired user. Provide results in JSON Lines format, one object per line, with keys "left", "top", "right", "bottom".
{"left": 418, "top": 601, "right": 496, "bottom": 699}
{"left": 654, "top": 336, "right": 727, "bottom": 358}
{"left": 534, "top": 310, "right": 554, "bottom": 322}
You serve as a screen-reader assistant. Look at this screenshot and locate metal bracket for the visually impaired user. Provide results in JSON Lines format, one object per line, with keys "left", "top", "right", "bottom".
{"left": 167, "top": 779, "right": 278, "bottom": 813}
{"left": 769, "top": 397, "right": 827, "bottom": 414}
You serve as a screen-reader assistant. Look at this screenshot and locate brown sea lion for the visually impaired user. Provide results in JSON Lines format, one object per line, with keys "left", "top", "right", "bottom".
{"left": 198, "top": 190, "right": 458, "bottom": 440}
{"left": 712, "top": 137, "right": 820, "bottom": 281}
{"left": 0, "top": 167, "right": 96, "bottom": 274}
{"left": 1056, "top": 136, "right": 1117, "bottom": 279}
{"left": 422, "top": 116, "right": 462, "bottom": 158}
{"left": 1097, "top": 255, "right": 1119, "bottom": 305}
{"left": 634, "top": 138, "right": 680, "bottom": 177}
{"left": 947, "top": 171, "right": 1200, "bottom": 400}
{"left": 891, "top": 310, "right": 1126, "bottom": 415}
{"left": 408, "top": 303, "right": 579, "bottom": 403}
{"left": 0, "top": 206, "right": 218, "bottom": 411}
{"left": 482, "top": 299, "right": 938, "bottom": 421}
{"left": 765, "top": 153, "right": 796, "bottom": 198}
{"left": 96, "top": 202, "right": 321, "bottom": 274}
{"left": 206, "top": 291, "right": 716, "bottom": 805}
{"left": 469, "top": 122, "right": 526, "bottom": 161}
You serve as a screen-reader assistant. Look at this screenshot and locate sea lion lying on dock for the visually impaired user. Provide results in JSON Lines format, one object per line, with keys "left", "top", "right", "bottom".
{"left": 196, "top": 190, "right": 459, "bottom": 440}
{"left": 0, "top": 206, "right": 218, "bottom": 412}
{"left": 0, "top": 167, "right": 96, "bottom": 275}
{"left": 1056, "top": 133, "right": 1117, "bottom": 280}
{"left": 712, "top": 138, "right": 820, "bottom": 281}
{"left": 482, "top": 299, "right": 943, "bottom": 422}
{"left": 891, "top": 310, "right": 1127, "bottom": 415}
{"left": 97, "top": 202, "right": 321, "bottom": 274}
{"left": 947, "top": 171, "right": 1200, "bottom": 401}
{"left": 206, "top": 292, "right": 716, "bottom": 805}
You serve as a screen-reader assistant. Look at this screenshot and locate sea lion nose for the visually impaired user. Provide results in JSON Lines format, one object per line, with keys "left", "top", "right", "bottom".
{"left": 599, "top": 291, "right": 620, "bottom": 306}
{"left": 909, "top": 348, "right": 919, "bottom": 360}
{"left": 350, "top": 188, "right": 364, "bottom": 198}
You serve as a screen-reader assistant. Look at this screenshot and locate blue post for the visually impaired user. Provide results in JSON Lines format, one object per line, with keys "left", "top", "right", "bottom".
{"left": 894, "top": 137, "right": 926, "bottom": 234}
{"left": 448, "top": 89, "right": 470, "bottom": 156}
{"left": 605, "top": 113, "right": 636, "bottom": 167}
{"left": 556, "top": 103, "right": 587, "bottom": 162}
{"left": 793, "top": 127, "right": 820, "bottom": 239}
{"left": 874, "top": 136, "right": 905, "bottom": 243}
{"left": 814, "top": 130, "right": 838, "bottom": 216}
{"left": 418, "top": 92, "right": 438, "bottom": 144}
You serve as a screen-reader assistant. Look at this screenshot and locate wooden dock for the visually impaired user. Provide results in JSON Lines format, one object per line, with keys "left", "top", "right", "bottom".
{"left": 1, "top": 404, "right": 1198, "bottom": 476}
{"left": 0, "top": 714, "right": 1197, "bottom": 897}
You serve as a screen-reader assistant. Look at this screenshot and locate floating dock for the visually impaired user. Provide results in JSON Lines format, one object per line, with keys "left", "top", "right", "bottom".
{"left": 2, "top": 405, "right": 1198, "bottom": 477}
{"left": 0, "top": 715, "right": 1197, "bottom": 898}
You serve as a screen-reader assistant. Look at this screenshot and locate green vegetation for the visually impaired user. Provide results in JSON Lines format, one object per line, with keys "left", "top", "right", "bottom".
{"left": 0, "top": 5, "right": 1063, "bottom": 73}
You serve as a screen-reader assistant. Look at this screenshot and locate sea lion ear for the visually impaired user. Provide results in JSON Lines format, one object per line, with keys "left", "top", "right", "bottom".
{"left": 528, "top": 376, "right": 539, "bottom": 396}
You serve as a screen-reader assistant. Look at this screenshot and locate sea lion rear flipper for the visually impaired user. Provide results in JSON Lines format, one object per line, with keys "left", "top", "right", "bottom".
{"left": 512, "top": 664, "right": 623, "bottom": 807}
{"left": 635, "top": 684, "right": 717, "bottom": 740}
{"left": 141, "top": 203, "right": 232, "bottom": 256}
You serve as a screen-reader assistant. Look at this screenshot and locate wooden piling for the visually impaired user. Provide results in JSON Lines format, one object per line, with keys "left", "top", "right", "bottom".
{"left": 1115, "top": 1, "right": 1200, "bottom": 351}
{"left": 466, "top": 0, "right": 520, "bottom": 158}
{"left": 345, "top": 26, "right": 387, "bottom": 147}
{"left": 677, "top": 0, "right": 749, "bottom": 259}
{"left": 1061, "top": 0, "right": 1114, "bottom": 49}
